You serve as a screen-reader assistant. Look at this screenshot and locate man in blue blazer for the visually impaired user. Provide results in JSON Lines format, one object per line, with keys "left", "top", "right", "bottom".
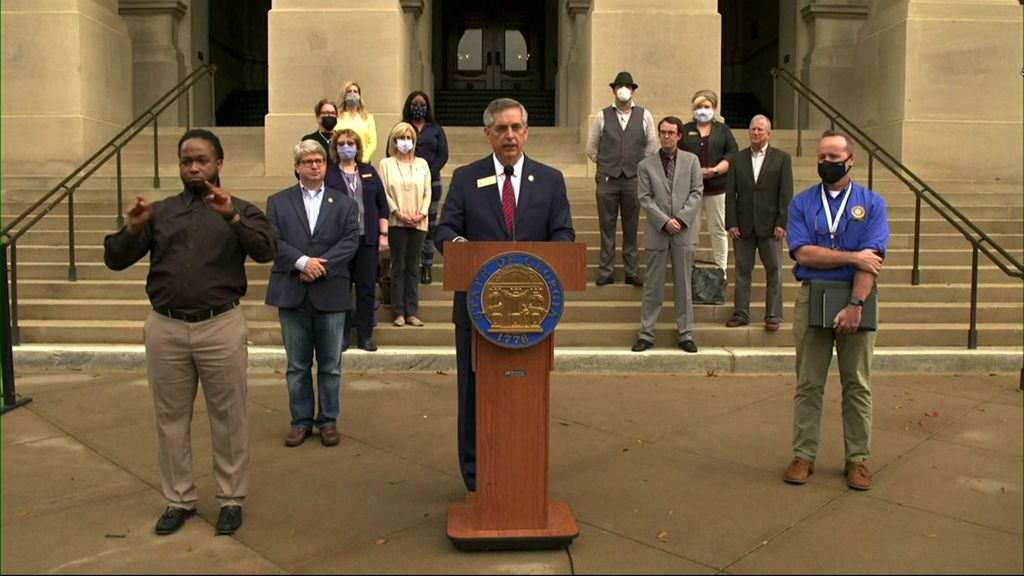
{"left": 265, "top": 141, "right": 360, "bottom": 448}
{"left": 435, "top": 98, "right": 575, "bottom": 492}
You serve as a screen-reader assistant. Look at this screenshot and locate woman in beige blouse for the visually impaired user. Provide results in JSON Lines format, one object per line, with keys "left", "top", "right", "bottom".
{"left": 379, "top": 122, "right": 431, "bottom": 327}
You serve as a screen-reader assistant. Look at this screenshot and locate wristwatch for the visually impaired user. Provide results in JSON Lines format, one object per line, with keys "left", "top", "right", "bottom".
{"left": 848, "top": 296, "right": 864, "bottom": 307}
{"left": 380, "top": 231, "right": 389, "bottom": 237}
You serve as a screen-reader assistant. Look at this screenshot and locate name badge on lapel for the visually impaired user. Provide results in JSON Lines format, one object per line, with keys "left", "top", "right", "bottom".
{"left": 477, "top": 175, "right": 497, "bottom": 188}
{"left": 360, "top": 173, "right": 372, "bottom": 179}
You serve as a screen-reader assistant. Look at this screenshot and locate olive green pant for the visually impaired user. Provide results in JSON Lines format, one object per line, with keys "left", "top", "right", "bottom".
{"left": 792, "top": 284, "right": 875, "bottom": 463}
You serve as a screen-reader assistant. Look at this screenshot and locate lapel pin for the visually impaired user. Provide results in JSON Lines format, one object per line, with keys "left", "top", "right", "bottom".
{"left": 528, "top": 174, "right": 534, "bottom": 182}
{"left": 328, "top": 197, "right": 334, "bottom": 203}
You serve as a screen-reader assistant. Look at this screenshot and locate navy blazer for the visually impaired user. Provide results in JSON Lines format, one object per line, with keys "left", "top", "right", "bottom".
{"left": 264, "top": 184, "right": 360, "bottom": 312}
{"left": 435, "top": 154, "right": 575, "bottom": 326}
{"left": 324, "top": 162, "right": 389, "bottom": 246}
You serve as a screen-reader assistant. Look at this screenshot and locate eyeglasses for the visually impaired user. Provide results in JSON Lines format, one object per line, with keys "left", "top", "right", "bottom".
{"left": 299, "top": 159, "right": 326, "bottom": 167}
{"left": 658, "top": 130, "right": 679, "bottom": 137}
{"left": 490, "top": 123, "right": 525, "bottom": 135}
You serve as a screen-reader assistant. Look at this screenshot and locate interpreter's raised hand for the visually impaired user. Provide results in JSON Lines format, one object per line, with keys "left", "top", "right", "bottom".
{"left": 851, "top": 249, "right": 883, "bottom": 277}
{"left": 126, "top": 196, "right": 154, "bottom": 235}
{"left": 204, "top": 181, "right": 237, "bottom": 220}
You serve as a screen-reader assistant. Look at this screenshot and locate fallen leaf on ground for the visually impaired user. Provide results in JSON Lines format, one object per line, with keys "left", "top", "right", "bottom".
{"left": 706, "top": 370, "right": 718, "bottom": 377}
{"left": 924, "top": 410, "right": 939, "bottom": 417}
{"left": 376, "top": 538, "right": 388, "bottom": 545}
{"left": 656, "top": 529, "right": 669, "bottom": 541}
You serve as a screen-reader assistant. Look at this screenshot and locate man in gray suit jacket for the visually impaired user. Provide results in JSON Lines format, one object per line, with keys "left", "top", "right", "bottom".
{"left": 724, "top": 115, "right": 793, "bottom": 331}
{"left": 632, "top": 116, "right": 704, "bottom": 353}
{"left": 265, "top": 141, "right": 359, "bottom": 448}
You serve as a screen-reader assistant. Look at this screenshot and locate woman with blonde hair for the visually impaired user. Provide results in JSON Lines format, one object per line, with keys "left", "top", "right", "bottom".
{"left": 378, "top": 122, "right": 431, "bottom": 327}
{"left": 324, "top": 129, "right": 389, "bottom": 351}
{"left": 680, "top": 89, "right": 738, "bottom": 275}
{"left": 336, "top": 81, "right": 378, "bottom": 163}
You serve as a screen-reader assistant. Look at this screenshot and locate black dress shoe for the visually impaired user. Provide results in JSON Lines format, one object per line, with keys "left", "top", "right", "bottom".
{"left": 215, "top": 505, "right": 243, "bottom": 536}
{"left": 596, "top": 275, "right": 615, "bottom": 286}
{"left": 155, "top": 506, "right": 195, "bottom": 536}
{"left": 359, "top": 339, "right": 378, "bottom": 352}
{"left": 625, "top": 276, "right": 644, "bottom": 287}
{"left": 631, "top": 339, "right": 654, "bottom": 352}
{"left": 679, "top": 340, "right": 699, "bottom": 353}
{"left": 420, "top": 265, "right": 432, "bottom": 285}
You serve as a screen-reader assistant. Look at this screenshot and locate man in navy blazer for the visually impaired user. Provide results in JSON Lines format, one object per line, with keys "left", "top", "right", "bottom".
{"left": 435, "top": 98, "right": 575, "bottom": 492}
{"left": 265, "top": 141, "right": 359, "bottom": 448}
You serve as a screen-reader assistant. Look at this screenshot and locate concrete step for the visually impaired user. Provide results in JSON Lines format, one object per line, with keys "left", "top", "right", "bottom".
{"left": 13, "top": 279, "right": 1023, "bottom": 303}
{"left": 16, "top": 298, "right": 1022, "bottom": 325}
{"left": 15, "top": 319, "right": 1022, "bottom": 347}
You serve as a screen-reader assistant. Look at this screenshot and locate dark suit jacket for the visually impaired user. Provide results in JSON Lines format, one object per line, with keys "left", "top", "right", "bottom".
{"left": 680, "top": 120, "right": 739, "bottom": 191}
{"left": 435, "top": 154, "right": 575, "bottom": 326}
{"left": 324, "top": 162, "right": 389, "bottom": 246}
{"left": 264, "top": 184, "right": 360, "bottom": 312}
{"left": 725, "top": 146, "right": 794, "bottom": 238}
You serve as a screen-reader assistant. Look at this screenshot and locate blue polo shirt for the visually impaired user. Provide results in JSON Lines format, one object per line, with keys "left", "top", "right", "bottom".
{"left": 787, "top": 181, "right": 889, "bottom": 282}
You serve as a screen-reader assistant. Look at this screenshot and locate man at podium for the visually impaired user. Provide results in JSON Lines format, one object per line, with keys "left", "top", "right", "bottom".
{"left": 435, "top": 98, "right": 575, "bottom": 492}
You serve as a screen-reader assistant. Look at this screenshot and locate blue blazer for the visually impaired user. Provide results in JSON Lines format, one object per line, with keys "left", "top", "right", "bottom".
{"left": 264, "top": 184, "right": 360, "bottom": 312}
{"left": 435, "top": 154, "right": 575, "bottom": 326}
{"left": 324, "top": 162, "right": 389, "bottom": 246}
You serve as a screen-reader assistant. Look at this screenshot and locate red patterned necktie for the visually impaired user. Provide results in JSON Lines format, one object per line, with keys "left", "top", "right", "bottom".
{"left": 501, "top": 172, "right": 515, "bottom": 234}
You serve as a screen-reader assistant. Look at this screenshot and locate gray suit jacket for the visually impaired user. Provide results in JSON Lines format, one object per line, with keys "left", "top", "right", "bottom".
{"left": 725, "top": 146, "right": 793, "bottom": 238}
{"left": 637, "top": 149, "right": 704, "bottom": 249}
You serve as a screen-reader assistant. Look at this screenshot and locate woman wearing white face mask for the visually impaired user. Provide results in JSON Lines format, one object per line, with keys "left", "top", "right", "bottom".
{"left": 378, "top": 122, "right": 431, "bottom": 327}
{"left": 336, "top": 81, "right": 378, "bottom": 163}
{"left": 680, "top": 89, "right": 739, "bottom": 274}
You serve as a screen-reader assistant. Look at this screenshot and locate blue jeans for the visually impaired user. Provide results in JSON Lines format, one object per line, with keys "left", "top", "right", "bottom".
{"left": 278, "top": 299, "right": 345, "bottom": 430}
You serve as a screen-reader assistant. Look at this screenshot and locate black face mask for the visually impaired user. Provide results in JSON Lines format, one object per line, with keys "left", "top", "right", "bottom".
{"left": 320, "top": 115, "right": 337, "bottom": 131}
{"left": 817, "top": 158, "right": 850, "bottom": 185}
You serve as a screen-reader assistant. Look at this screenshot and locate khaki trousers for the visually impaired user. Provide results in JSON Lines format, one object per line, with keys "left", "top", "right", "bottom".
{"left": 791, "top": 284, "right": 875, "bottom": 463}
{"left": 144, "top": 308, "right": 249, "bottom": 508}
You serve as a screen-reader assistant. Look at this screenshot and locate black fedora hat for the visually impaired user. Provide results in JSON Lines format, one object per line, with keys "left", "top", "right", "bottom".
{"left": 609, "top": 71, "right": 638, "bottom": 89}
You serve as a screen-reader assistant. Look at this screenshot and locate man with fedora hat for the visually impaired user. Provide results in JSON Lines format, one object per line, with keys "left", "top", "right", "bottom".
{"left": 586, "top": 71, "right": 658, "bottom": 287}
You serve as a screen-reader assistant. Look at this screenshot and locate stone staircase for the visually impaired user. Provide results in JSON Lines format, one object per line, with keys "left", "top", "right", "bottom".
{"left": 3, "top": 126, "right": 1022, "bottom": 353}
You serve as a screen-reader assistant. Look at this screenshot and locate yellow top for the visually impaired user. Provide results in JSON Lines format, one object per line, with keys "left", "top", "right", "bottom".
{"left": 336, "top": 111, "right": 377, "bottom": 163}
{"left": 378, "top": 156, "right": 431, "bottom": 232}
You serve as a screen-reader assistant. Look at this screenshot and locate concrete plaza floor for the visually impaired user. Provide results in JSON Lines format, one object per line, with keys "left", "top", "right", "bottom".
{"left": 1, "top": 369, "right": 1021, "bottom": 574}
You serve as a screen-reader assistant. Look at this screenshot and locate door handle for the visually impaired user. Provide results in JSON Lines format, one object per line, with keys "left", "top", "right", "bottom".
{"left": 486, "top": 51, "right": 492, "bottom": 66}
{"left": 495, "top": 51, "right": 501, "bottom": 67}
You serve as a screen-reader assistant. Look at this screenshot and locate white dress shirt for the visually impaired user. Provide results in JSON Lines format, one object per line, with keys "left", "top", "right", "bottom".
{"left": 751, "top": 144, "right": 768, "bottom": 183}
{"left": 294, "top": 182, "right": 325, "bottom": 271}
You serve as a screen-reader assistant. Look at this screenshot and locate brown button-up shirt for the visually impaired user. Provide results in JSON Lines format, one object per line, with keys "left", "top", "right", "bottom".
{"left": 103, "top": 191, "right": 276, "bottom": 309}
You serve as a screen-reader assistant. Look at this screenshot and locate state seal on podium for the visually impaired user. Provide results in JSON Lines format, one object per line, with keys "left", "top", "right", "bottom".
{"left": 467, "top": 252, "right": 564, "bottom": 349}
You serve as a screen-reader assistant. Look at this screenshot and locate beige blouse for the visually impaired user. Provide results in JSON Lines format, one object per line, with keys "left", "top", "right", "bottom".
{"left": 378, "top": 156, "right": 431, "bottom": 231}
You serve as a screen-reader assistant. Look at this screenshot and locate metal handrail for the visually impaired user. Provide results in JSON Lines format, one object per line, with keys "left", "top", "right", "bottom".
{"left": 1, "top": 64, "right": 217, "bottom": 348}
{"left": 771, "top": 66, "right": 1023, "bottom": 349}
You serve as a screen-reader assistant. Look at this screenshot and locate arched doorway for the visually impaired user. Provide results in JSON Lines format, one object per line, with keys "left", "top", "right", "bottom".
{"left": 718, "top": 0, "right": 779, "bottom": 129}
{"left": 432, "top": 0, "right": 557, "bottom": 126}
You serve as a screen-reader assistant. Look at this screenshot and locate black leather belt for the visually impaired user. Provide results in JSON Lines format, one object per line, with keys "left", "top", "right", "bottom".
{"left": 154, "top": 301, "right": 238, "bottom": 323}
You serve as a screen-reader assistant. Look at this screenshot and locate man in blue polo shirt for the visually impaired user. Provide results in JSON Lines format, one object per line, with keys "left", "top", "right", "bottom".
{"left": 783, "top": 131, "right": 889, "bottom": 491}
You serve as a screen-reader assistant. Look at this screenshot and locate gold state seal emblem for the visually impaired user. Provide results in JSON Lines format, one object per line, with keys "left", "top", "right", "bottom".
{"left": 482, "top": 264, "right": 551, "bottom": 333}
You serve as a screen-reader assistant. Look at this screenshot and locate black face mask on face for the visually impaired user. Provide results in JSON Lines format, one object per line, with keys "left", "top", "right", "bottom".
{"left": 817, "top": 158, "right": 850, "bottom": 185}
{"left": 320, "top": 115, "right": 337, "bottom": 131}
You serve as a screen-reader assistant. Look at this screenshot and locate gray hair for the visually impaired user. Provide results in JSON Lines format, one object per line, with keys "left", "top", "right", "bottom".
{"left": 293, "top": 140, "right": 326, "bottom": 164}
{"left": 483, "top": 98, "right": 528, "bottom": 128}
{"left": 749, "top": 114, "right": 772, "bottom": 130}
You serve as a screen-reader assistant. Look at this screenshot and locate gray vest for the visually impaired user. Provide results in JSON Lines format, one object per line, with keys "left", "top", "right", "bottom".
{"left": 596, "top": 105, "right": 647, "bottom": 178}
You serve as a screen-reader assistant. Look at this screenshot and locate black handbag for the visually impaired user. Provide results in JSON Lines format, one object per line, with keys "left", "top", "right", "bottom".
{"left": 691, "top": 261, "right": 726, "bottom": 305}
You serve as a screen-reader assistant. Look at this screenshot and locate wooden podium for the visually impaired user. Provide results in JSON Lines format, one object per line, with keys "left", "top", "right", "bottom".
{"left": 443, "top": 241, "right": 586, "bottom": 551}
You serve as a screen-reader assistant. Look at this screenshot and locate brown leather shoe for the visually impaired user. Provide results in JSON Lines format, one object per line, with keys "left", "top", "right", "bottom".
{"left": 725, "top": 316, "right": 748, "bottom": 328}
{"left": 783, "top": 457, "right": 814, "bottom": 484}
{"left": 320, "top": 426, "right": 340, "bottom": 447}
{"left": 765, "top": 320, "right": 781, "bottom": 332}
{"left": 284, "top": 427, "right": 311, "bottom": 447}
{"left": 845, "top": 461, "right": 873, "bottom": 490}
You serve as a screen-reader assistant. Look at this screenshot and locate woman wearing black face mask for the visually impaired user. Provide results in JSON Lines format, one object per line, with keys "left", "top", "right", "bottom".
{"left": 395, "top": 91, "right": 448, "bottom": 284}
{"left": 301, "top": 98, "right": 339, "bottom": 154}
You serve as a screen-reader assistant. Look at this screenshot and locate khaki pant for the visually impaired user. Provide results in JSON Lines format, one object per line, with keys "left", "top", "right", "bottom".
{"left": 791, "top": 284, "right": 875, "bottom": 463}
{"left": 144, "top": 308, "right": 249, "bottom": 508}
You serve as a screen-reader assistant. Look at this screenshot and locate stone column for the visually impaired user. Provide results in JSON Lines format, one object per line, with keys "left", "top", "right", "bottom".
{"left": 1, "top": 0, "right": 133, "bottom": 176}
{"left": 854, "top": 0, "right": 1022, "bottom": 181}
{"left": 120, "top": 0, "right": 188, "bottom": 127}
{"left": 799, "top": 0, "right": 869, "bottom": 130}
{"left": 265, "top": 0, "right": 414, "bottom": 176}
{"left": 583, "top": 0, "right": 721, "bottom": 176}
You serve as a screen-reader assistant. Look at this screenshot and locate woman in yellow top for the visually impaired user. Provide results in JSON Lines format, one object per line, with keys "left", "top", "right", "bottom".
{"left": 378, "top": 122, "right": 431, "bottom": 327}
{"left": 336, "top": 81, "right": 378, "bottom": 163}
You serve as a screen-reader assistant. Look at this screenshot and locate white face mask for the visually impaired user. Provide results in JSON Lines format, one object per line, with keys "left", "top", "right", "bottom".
{"left": 396, "top": 138, "right": 414, "bottom": 154}
{"left": 615, "top": 87, "right": 632, "bottom": 102}
{"left": 694, "top": 108, "right": 715, "bottom": 123}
